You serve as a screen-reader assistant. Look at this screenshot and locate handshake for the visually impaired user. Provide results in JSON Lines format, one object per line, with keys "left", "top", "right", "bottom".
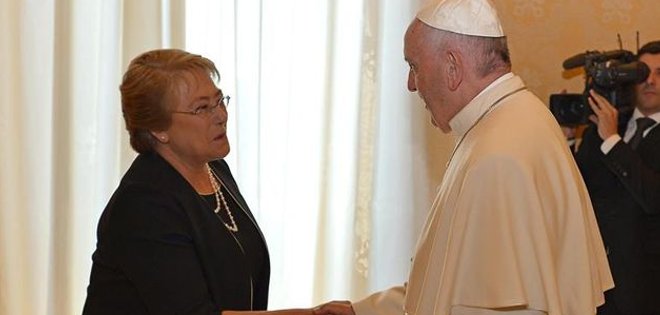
{"left": 267, "top": 301, "right": 354, "bottom": 315}
{"left": 313, "top": 301, "right": 355, "bottom": 315}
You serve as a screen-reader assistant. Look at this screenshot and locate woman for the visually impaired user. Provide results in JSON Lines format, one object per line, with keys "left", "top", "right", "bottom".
{"left": 83, "top": 49, "right": 311, "bottom": 315}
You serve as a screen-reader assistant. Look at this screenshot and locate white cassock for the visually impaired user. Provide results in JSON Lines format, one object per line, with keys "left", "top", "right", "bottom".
{"left": 353, "top": 74, "right": 613, "bottom": 315}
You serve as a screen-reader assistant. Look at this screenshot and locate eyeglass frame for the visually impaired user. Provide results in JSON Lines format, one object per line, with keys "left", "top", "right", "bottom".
{"left": 171, "top": 95, "right": 231, "bottom": 117}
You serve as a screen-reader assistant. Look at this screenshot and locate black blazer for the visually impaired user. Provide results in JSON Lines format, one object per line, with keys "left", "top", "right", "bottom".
{"left": 83, "top": 153, "right": 270, "bottom": 315}
{"left": 575, "top": 114, "right": 660, "bottom": 315}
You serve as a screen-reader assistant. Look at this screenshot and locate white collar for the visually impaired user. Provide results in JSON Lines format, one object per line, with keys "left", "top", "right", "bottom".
{"left": 630, "top": 107, "right": 660, "bottom": 124}
{"left": 449, "top": 72, "right": 517, "bottom": 136}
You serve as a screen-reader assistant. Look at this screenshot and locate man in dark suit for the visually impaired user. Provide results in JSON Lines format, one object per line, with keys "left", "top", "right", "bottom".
{"left": 574, "top": 40, "right": 660, "bottom": 315}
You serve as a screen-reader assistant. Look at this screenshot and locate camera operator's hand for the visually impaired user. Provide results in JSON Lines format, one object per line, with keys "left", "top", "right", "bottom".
{"left": 587, "top": 89, "right": 619, "bottom": 140}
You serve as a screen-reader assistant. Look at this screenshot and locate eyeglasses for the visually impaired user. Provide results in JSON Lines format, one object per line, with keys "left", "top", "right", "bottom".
{"left": 171, "top": 95, "right": 231, "bottom": 117}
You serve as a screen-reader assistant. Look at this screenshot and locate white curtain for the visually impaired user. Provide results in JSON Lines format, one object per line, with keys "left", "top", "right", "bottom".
{"left": 0, "top": 0, "right": 452, "bottom": 313}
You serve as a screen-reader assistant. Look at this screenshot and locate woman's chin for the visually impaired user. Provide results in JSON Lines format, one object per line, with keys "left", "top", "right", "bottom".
{"left": 213, "top": 144, "right": 230, "bottom": 160}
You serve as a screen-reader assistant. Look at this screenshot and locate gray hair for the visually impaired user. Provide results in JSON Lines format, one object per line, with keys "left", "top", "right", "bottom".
{"left": 428, "top": 28, "right": 511, "bottom": 77}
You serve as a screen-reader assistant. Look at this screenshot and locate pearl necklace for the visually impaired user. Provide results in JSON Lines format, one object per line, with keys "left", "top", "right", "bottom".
{"left": 206, "top": 164, "right": 239, "bottom": 232}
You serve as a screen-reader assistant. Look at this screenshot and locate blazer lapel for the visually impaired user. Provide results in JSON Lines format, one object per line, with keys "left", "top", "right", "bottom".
{"left": 639, "top": 123, "right": 660, "bottom": 151}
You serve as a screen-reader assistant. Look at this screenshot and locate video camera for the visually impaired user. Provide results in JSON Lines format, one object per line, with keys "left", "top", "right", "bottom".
{"left": 549, "top": 49, "right": 650, "bottom": 125}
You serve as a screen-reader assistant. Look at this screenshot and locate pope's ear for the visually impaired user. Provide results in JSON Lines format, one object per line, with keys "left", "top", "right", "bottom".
{"left": 446, "top": 51, "right": 463, "bottom": 91}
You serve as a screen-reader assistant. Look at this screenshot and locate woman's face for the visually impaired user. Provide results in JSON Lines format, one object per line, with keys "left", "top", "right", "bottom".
{"left": 161, "top": 69, "right": 230, "bottom": 165}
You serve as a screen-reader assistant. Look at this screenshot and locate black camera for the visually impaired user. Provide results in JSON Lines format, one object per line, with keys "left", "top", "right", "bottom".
{"left": 549, "top": 49, "right": 650, "bottom": 126}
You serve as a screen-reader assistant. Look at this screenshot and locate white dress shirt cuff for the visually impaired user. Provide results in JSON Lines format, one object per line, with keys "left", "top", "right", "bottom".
{"left": 600, "top": 134, "right": 621, "bottom": 154}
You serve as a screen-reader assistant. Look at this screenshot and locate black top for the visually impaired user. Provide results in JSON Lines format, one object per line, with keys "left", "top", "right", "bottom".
{"left": 82, "top": 153, "right": 270, "bottom": 315}
{"left": 200, "top": 184, "right": 267, "bottom": 289}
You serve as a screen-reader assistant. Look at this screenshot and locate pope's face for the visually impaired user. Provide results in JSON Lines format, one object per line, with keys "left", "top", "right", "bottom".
{"left": 636, "top": 53, "right": 660, "bottom": 116}
{"left": 404, "top": 20, "right": 453, "bottom": 133}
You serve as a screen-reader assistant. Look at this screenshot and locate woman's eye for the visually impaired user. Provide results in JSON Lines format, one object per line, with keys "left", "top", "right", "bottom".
{"left": 194, "top": 105, "right": 210, "bottom": 114}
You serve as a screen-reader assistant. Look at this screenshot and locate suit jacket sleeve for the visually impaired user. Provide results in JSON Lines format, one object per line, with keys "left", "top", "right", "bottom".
{"left": 602, "top": 139, "right": 660, "bottom": 215}
{"left": 353, "top": 286, "right": 405, "bottom": 315}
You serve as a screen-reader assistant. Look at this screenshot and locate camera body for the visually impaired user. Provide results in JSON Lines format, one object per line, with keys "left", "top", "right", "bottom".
{"left": 549, "top": 50, "right": 649, "bottom": 126}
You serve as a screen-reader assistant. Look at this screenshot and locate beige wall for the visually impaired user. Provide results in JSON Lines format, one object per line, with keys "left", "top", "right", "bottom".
{"left": 422, "top": 0, "right": 660, "bottom": 202}
{"left": 496, "top": 0, "right": 660, "bottom": 102}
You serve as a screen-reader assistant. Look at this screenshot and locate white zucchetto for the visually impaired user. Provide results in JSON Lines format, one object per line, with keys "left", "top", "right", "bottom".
{"left": 416, "top": 0, "right": 505, "bottom": 37}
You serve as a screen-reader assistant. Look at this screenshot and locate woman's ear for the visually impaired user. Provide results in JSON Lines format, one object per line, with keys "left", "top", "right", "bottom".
{"left": 151, "top": 131, "right": 169, "bottom": 143}
{"left": 446, "top": 51, "right": 463, "bottom": 91}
